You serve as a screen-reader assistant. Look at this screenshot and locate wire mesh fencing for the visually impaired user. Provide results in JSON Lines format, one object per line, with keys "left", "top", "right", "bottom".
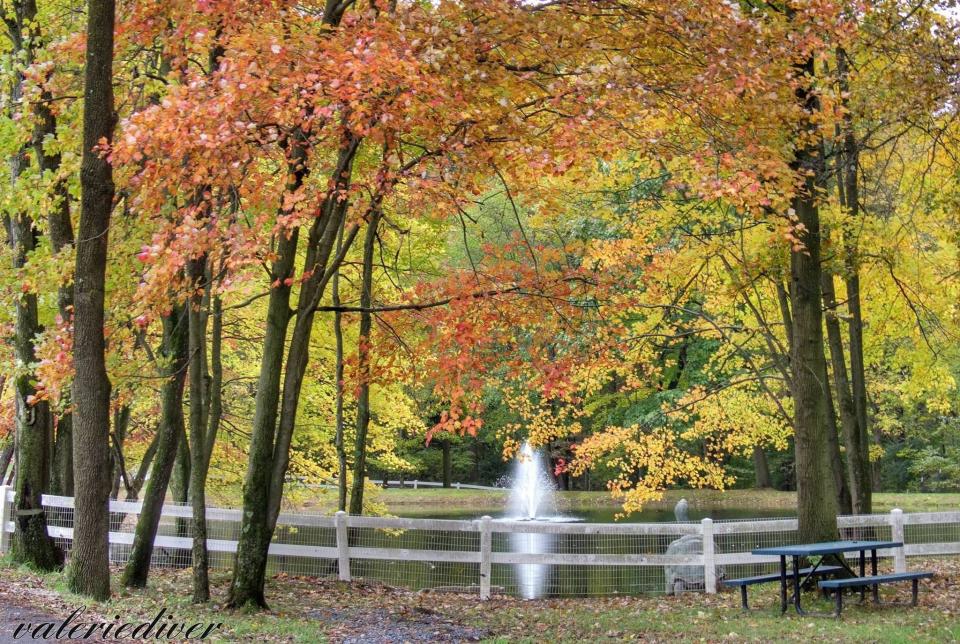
{"left": 1, "top": 487, "right": 958, "bottom": 600}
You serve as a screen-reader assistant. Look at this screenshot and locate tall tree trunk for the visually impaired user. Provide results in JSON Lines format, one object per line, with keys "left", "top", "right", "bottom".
{"left": 5, "top": 0, "right": 63, "bottom": 575}
{"left": 68, "top": 0, "right": 116, "bottom": 601}
{"left": 822, "top": 270, "right": 871, "bottom": 513}
{"left": 836, "top": 47, "right": 874, "bottom": 508}
{"left": 32, "top": 60, "right": 76, "bottom": 500}
{"left": 230, "top": 136, "right": 361, "bottom": 608}
{"left": 349, "top": 210, "right": 382, "bottom": 516}
{"left": 227, "top": 2, "right": 359, "bottom": 606}
{"left": 227, "top": 161, "right": 305, "bottom": 609}
{"left": 188, "top": 39, "right": 227, "bottom": 603}
{"left": 121, "top": 306, "right": 189, "bottom": 588}
{"left": 9, "top": 204, "right": 62, "bottom": 569}
{"left": 789, "top": 53, "right": 839, "bottom": 543}
{"left": 189, "top": 293, "right": 223, "bottom": 602}
{"left": 267, "top": 141, "right": 359, "bottom": 524}
{"left": 187, "top": 257, "right": 216, "bottom": 602}
{"left": 752, "top": 447, "right": 772, "bottom": 489}
{"left": 332, "top": 227, "right": 349, "bottom": 513}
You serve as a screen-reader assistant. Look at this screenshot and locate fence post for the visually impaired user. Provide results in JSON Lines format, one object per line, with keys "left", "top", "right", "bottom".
{"left": 891, "top": 508, "right": 906, "bottom": 573}
{"left": 479, "top": 515, "right": 492, "bottom": 600}
{"left": 413, "top": 480, "right": 418, "bottom": 490}
{"left": 702, "top": 517, "right": 716, "bottom": 594}
{"left": 335, "top": 511, "right": 351, "bottom": 582}
{"left": 0, "top": 485, "right": 9, "bottom": 553}
{"left": 456, "top": 482, "right": 461, "bottom": 490}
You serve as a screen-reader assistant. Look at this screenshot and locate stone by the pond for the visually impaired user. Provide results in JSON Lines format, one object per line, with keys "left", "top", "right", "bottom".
{"left": 664, "top": 533, "right": 707, "bottom": 594}
{"left": 664, "top": 498, "right": 724, "bottom": 594}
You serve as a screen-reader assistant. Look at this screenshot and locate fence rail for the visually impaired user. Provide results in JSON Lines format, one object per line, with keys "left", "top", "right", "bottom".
{"left": 2, "top": 487, "right": 958, "bottom": 599}
{"left": 305, "top": 479, "right": 503, "bottom": 491}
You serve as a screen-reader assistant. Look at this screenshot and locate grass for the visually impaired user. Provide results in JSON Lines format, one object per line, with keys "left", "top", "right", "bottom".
{"left": 2, "top": 558, "right": 959, "bottom": 642}
{"left": 297, "top": 487, "right": 960, "bottom": 516}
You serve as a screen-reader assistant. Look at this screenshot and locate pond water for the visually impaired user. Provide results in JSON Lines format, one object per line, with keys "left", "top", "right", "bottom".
{"left": 375, "top": 506, "right": 795, "bottom": 598}
{"left": 398, "top": 506, "right": 794, "bottom": 522}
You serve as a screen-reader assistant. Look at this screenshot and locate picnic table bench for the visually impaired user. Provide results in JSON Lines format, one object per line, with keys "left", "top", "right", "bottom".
{"left": 724, "top": 540, "right": 934, "bottom": 617}
{"left": 818, "top": 571, "right": 933, "bottom": 617}
{"left": 722, "top": 565, "right": 843, "bottom": 610}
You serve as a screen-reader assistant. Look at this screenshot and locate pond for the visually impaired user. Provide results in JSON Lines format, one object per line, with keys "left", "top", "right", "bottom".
{"left": 371, "top": 506, "right": 796, "bottom": 598}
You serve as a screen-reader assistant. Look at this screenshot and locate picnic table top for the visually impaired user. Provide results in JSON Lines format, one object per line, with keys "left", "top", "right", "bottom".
{"left": 751, "top": 540, "right": 903, "bottom": 557}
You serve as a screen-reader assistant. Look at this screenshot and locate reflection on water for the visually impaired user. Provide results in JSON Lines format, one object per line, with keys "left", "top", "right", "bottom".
{"left": 510, "top": 530, "right": 553, "bottom": 599}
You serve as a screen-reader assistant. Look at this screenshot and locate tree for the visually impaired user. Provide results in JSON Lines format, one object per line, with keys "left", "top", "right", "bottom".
{"left": 1, "top": 0, "right": 64, "bottom": 572}
{"left": 121, "top": 306, "right": 188, "bottom": 588}
{"left": 68, "top": 0, "right": 116, "bottom": 601}
{"left": 348, "top": 210, "right": 382, "bottom": 514}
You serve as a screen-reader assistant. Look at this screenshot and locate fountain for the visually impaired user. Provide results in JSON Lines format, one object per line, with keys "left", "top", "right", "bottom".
{"left": 507, "top": 442, "right": 556, "bottom": 520}
{"left": 506, "top": 442, "right": 569, "bottom": 599}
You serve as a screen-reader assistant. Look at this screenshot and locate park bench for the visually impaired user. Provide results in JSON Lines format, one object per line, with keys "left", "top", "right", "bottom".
{"left": 723, "top": 565, "right": 844, "bottom": 610}
{"left": 818, "top": 571, "right": 933, "bottom": 617}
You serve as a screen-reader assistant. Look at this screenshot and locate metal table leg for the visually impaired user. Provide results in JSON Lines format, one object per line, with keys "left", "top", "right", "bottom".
{"left": 871, "top": 548, "right": 879, "bottom": 603}
{"left": 793, "top": 555, "right": 804, "bottom": 615}
{"left": 779, "top": 556, "right": 788, "bottom": 615}
{"left": 858, "top": 550, "right": 866, "bottom": 603}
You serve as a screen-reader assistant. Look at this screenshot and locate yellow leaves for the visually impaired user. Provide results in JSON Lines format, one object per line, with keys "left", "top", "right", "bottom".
{"left": 570, "top": 424, "right": 729, "bottom": 517}
{"left": 675, "top": 384, "right": 791, "bottom": 456}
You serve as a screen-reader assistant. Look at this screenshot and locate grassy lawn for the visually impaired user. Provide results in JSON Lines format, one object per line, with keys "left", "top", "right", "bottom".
{"left": 1, "top": 558, "right": 958, "bottom": 642}
{"left": 297, "top": 487, "right": 960, "bottom": 516}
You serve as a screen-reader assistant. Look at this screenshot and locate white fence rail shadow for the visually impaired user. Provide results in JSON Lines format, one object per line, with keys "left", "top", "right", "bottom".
{"left": 1, "top": 486, "right": 958, "bottom": 599}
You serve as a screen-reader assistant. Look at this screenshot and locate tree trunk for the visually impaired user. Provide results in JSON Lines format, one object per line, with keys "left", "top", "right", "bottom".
{"left": 349, "top": 210, "right": 382, "bottom": 516}
{"left": 230, "top": 136, "right": 360, "bottom": 607}
{"left": 441, "top": 441, "right": 452, "bottom": 488}
{"left": 835, "top": 47, "right": 874, "bottom": 509}
{"left": 822, "top": 270, "right": 871, "bottom": 513}
{"left": 332, "top": 228, "right": 348, "bottom": 513}
{"left": 0, "top": 439, "right": 13, "bottom": 483}
{"left": 227, "top": 5, "right": 358, "bottom": 607}
{"left": 789, "top": 54, "right": 839, "bottom": 543}
{"left": 189, "top": 293, "right": 223, "bottom": 602}
{"left": 126, "top": 431, "right": 160, "bottom": 501}
{"left": 110, "top": 405, "right": 130, "bottom": 500}
{"left": 32, "top": 57, "right": 76, "bottom": 500}
{"left": 121, "top": 306, "right": 189, "bottom": 588}
{"left": 188, "top": 256, "right": 217, "bottom": 602}
{"left": 188, "top": 40, "right": 227, "bottom": 602}
{"left": 267, "top": 140, "right": 359, "bottom": 526}
{"left": 752, "top": 447, "right": 772, "bottom": 489}
{"left": 171, "top": 426, "right": 191, "bottom": 543}
{"left": 68, "top": 0, "right": 116, "bottom": 601}
{"left": 822, "top": 359, "right": 852, "bottom": 514}
{"left": 4, "top": 0, "right": 63, "bottom": 575}
{"left": 227, "top": 196, "right": 302, "bottom": 609}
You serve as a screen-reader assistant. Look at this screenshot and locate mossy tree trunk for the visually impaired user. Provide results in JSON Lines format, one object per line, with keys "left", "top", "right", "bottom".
{"left": 4, "top": 0, "right": 64, "bottom": 575}
{"left": 121, "top": 306, "right": 189, "bottom": 588}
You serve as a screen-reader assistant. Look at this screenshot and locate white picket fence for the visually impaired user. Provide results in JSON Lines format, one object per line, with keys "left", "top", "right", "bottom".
{"left": 2, "top": 486, "right": 958, "bottom": 598}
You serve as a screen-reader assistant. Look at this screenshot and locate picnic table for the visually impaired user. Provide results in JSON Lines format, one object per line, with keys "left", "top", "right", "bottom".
{"left": 751, "top": 540, "right": 901, "bottom": 615}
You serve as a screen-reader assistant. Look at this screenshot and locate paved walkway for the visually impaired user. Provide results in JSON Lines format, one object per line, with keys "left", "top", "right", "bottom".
{"left": 0, "top": 602, "right": 65, "bottom": 643}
